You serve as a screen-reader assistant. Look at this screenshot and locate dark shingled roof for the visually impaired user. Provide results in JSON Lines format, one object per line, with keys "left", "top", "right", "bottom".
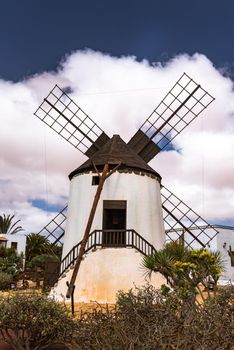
{"left": 69, "top": 135, "right": 161, "bottom": 180}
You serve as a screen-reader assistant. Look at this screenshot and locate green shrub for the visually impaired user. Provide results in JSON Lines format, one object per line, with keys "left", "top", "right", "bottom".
{"left": 29, "top": 254, "right": 59, "bottom": 270}
{"left": 0, "top": 248, "right": 23, "bottom": 280}
{"left": 0, "top": 292, "right": 75, "bottom": 350}
{"left": 0, "top": 246, "right": 17, "bottom": 257}
{"left": 142, "top": 243, "right": 225, "bottom": 302}
{"left": 25, "top": 254, "right": 60, "bottom": 287}
{"left": 0, "top": 271, "right": 13, "bottom": 290}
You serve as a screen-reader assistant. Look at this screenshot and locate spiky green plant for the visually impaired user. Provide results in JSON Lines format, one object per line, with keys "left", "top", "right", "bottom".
{"left": 143, "top": 242, "right": 225, "bottom": 301}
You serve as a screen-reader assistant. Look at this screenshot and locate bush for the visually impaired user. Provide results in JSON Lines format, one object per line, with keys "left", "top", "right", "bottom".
{"left": 1, "top": 286, "right": 234, "bottom": 349}
{"left": 0, "top": 292, "right": 75, "bottom": 350}
{"left": 73, "top": 285, "right": 182, "bottom": 350}
{"left": 0, "top": 247, "right": 23, "bottom": 280}
{"left": 29, "top": 254, "right": 59, "bottom": 270}
{"left": 0, "top": 246, "right": 17, "bottom": 257}
{"left": 72, "top": 285, "right": 234, "bottom": 350}
{"left": 0, "top": 271, "right": 13, "bottom": 290}
{"left": 25, "top": 254, "right": 60, "bottom": 288}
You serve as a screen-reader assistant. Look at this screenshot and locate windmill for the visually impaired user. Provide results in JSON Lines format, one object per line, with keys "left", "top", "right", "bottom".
{"left": 34, "top": 73, "right": 218, "bottom": 303}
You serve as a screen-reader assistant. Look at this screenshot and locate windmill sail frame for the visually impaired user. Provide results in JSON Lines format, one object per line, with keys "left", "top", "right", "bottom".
{"left": 128, "top": 73, "right": 215, "bottom": 162}
{"left": 37, "top": 206, "right": 68, "bottom": 246}
{"left": 34, "top": 85, "right": 109, "bottom": 156}
{"left": 161, "top": 185, "right": 219, "bottom": 249}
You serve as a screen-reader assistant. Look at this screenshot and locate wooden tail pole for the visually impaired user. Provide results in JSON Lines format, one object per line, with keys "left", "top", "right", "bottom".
{"left": 66, "top": 281, "right": 75, "bottom": 314}
{"left": 66, "top": 163, "right": 109, "bottom": 298}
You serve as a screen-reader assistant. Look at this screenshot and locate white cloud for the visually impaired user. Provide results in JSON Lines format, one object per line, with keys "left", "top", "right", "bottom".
{"left": 1, "top": 50, "right": 234, "bottom": 233}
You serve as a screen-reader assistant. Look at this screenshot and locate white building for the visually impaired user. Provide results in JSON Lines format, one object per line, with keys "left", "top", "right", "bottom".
{"left": 0, "top": 233, "right": 26, "bottom": 255}
{"left": 208, "top": 225, "right": 234, "bottom": 284}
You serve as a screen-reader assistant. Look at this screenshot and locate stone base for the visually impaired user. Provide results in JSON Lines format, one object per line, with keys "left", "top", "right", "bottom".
{"left": 50, "top": 248, "right": 164, "bottom": 304}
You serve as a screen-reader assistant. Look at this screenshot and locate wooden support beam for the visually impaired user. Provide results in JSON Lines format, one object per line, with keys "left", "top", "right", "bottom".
{"left": 106, "top": 163, "right": 122, "bottom": 179}
{"left": 92, "top": 161, "right": 101, "bottom": 178}
{"left": 66, "top": 163, "right": 109, "bottom": 298}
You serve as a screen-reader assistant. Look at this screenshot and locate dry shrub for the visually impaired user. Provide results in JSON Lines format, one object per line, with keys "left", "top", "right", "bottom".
{"left": 1, "top": 286, "right": 234, "bottom": 349}
{"left": 72, "top": 285, "right": 234, "bottom": 350}
{"left": 0, "top": 292, "right": 75, "bottom": 350}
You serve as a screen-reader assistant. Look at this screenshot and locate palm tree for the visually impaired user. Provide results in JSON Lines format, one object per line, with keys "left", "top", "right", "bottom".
{"left": 0, "top": 214, "right": 24, "bottom": 234}
{"left": 25, "top": 233, "right": 51, "bottom": 262}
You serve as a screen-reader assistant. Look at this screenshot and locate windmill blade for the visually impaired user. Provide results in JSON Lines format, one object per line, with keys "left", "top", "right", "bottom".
{"left": 161, "top": 186, "right": 218, "bottom": 249}
{"left": 37, "top": 206, "right": 67, "bottom": 246}
{"left": 128, "top": 73, "right": 215, "bottom": 162}
{"left": 34, "top": 85, "right": 110, "bottom": 157}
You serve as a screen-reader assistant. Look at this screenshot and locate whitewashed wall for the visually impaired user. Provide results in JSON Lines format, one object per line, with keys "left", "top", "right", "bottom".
{"left": 216, "top": 227, "right": 234, "bottom": 283}
{"left": 63, "top": 171, "right": 165, "bottom": 258}
{"left": 0, "top": 233, "right": 26, "bottom": 255}
{"left": 52, "top": 248, "right": 165, "bottom": 303}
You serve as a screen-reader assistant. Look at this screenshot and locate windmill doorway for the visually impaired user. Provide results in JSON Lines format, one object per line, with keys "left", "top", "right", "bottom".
{"left": 102, "top": 200, "right": 127, "bottom": 246}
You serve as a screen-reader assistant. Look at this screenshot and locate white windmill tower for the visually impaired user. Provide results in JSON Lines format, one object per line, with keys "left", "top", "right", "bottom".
{"left": 34, "top": 73, "right": 218, "bottom": 304}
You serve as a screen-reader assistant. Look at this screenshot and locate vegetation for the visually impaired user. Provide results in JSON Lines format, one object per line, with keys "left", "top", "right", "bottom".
{"left": 0, "top": 271, "right": 13, "bottom": 290}
{"left": 142, "top": 242, "right": 225, "bottom": 301}
{"left": 0, "top": 214, "right": 23, "bottom": 235}
{"left": 27, "top": 254, "right": 60, "bottom": 287}
{"left": 25, "top": 233, "right": 52, "bottom": 262}
{"left": 0, "top": 292, "right": 75, "bottom": 350}
{"left": 0, "top": 247, "right": 23, "bottom": 283}
{"left": 50, "top": 243, "right": 63, "bottom": 259}
{"left": 0, "top": 285, "right": 234, "bottom": 349}
{"left": 29, "top": 254, "right": 59, "bottom": 270}
{"left": 72, "top": 285, "right": 234, "bottom": 350}
{"left": 0, "top": 215, "right": 62, "bottom": 290}
{"left": 23, "top": 234, "right": 62, "bottom": 289}
{"left": 0, "top": 214, "right": 230, "bottom": 349}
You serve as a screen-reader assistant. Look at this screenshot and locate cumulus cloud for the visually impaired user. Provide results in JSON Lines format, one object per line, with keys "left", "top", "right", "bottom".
{"left": 1, "top": 49, "right": 234, "bottom": 233}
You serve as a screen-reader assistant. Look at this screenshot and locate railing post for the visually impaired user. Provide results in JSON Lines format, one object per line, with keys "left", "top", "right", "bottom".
{"left": 72, "top": 247, "right": 75, "bottom": 264}
{"left": 94, "top": 230, "right": 97, "bottom": 248}
{"left": 89, "top": 232, "right": 92, "bottom": 249}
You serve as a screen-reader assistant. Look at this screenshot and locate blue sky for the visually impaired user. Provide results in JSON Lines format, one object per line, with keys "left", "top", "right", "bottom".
{"left": 1, "top": 0, "right": 234, "bottom": 231}
{"left": 0, "top": 0, "right": 234, "bottom": 81}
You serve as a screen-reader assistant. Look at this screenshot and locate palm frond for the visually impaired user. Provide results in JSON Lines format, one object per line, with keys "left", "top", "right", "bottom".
{"left": 142, "top": 250, "right": 176, "bottom": 281}
{"left": 0, "top": 214, "right": 24, "bottom": 234}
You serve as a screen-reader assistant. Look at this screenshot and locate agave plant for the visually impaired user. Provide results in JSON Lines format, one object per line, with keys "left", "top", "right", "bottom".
{"left": 0, "top": 214, "right": 24, "bottom": 235}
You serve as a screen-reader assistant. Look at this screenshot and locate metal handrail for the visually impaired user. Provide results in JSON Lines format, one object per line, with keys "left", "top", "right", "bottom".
{"left": 59, "top": 229, "right": 156, "bottom": 277}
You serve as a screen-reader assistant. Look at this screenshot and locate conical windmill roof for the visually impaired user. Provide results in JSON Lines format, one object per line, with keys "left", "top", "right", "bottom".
{"left": 69, "top": 135, "right": 161, "bottom": 180}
